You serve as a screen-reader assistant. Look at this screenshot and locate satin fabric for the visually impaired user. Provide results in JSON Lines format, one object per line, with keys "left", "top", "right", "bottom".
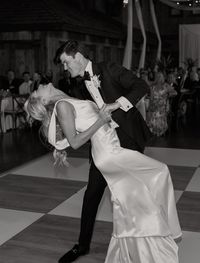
{"left": 48, "top": 99, "right": 182, "bottom": 263}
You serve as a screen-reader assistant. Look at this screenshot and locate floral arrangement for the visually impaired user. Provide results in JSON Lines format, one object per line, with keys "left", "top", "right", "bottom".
{"left": 155, "top": 55, "right": 173, "bottom": 75}
{"left": 183, "top": 57, "right": 198, "bottom": 71}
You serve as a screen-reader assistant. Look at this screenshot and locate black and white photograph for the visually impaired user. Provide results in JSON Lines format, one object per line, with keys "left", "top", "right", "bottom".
{"left": 0, "top": 0, "right": 200, "bottom": 262}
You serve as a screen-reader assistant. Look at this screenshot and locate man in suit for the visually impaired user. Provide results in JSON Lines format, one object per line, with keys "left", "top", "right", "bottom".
{"left": 54, "top": 40, "right": 152, "bottom": 263}
{"left": 3, "top": 70, "right": 22, "bottom": 94}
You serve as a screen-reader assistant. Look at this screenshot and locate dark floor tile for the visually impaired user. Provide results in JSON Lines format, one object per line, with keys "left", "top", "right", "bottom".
{"left": 177, "top": 191, "right": 200, "bottom": 232}
{"left": 168, "top": 166, "right": 196, "bottom": 190}
{"left": 0, "top": 127, "right": 49, "bottom": 174}
{"left": 148, "top": 114, "right": 200, "bottom": 149}
{"left": 0, "top": 215, "right": 111, "bottom": 263}
{"left": 178, "top": 211, "right": 200, "bottom": 232}
{"left": 0, "top": 127, "right": 89, "bottom": 174}
{"left": 0, "top": 174, "right": 86, "bottom": 213}
{"left": 177, "top": 191, "right": 200, "bottom": 212}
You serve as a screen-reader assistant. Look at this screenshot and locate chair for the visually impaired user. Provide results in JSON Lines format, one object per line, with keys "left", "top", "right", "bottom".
{"left": 1, "top": 94, "right": 28, "bottom": 131}
{"left": 174, "top": 89, "right": 196, "bottom": 130}
{"left": 166, "top": 96, "right": 175, "bottom": 135}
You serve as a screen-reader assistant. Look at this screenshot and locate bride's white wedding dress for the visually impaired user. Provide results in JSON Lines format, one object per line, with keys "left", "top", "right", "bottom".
{"left": 48, "top": 98, "right": 182, "bottom": 263}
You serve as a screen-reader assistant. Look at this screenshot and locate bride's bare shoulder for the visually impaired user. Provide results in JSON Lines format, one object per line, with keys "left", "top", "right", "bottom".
{"left": 55, "top": 99, "right": 75, "bottom": 114}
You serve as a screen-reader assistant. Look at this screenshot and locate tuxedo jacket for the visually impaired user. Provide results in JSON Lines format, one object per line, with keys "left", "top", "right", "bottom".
{"left": 3, "top": 78, "right": 22, "bottom": 94}
{"left": 73, "top": 61, "right": 152, "bottom": 151}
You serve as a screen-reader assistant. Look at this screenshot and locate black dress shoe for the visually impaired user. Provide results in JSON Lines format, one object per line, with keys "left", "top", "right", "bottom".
{"left": 58, "top": 244, "right": 89, "bottom": 263}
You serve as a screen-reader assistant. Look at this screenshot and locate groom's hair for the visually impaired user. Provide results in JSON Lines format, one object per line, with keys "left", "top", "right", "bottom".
{"left": 53, "top": 39, "right": 89, "bottom": 65}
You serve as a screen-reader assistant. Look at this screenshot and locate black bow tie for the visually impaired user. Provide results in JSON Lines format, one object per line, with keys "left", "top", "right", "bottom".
{"left": 82, "top": 71, "right": 91, "bottom": 81}
{"left": 76, "top": 71, "right": 91, "bottom": 83}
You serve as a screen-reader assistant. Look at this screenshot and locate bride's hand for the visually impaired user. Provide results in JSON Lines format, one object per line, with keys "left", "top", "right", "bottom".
{"left": 99, "top": 104, "right": 112, "bottom": 123}
{"left": 103, "top": 102, "right": 121, "bottom": 113}
{"left": 53, "top": 149, "right": 69, "bottom": 167}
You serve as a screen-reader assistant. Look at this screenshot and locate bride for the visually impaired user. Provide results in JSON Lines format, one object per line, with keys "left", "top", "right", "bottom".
{"left": 25, "top": 82, "right": 182, "bottom": 263}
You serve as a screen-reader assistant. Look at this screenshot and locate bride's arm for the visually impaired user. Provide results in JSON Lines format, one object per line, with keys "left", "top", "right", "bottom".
{"left": 56, "top": 101, "right": 110, "bottom": 150}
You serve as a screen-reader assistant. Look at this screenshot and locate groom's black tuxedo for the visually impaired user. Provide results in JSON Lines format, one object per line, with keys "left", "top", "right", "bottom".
{"left": 69, "top": 61, "right": 152, "bottom": 250}
{"left": 73, "top": 61, "right": 152, "bottom": 152}
{"left": 92, "top": 62, "right": 152, "bottom": 151}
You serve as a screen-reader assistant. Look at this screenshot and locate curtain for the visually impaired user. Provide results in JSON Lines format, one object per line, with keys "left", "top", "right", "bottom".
{"left": 122, "top": 0, "right": 147, "bottom": 120}
{"left": 179, "top": 24, "right": 200, "bottom": 68}
{"left": 150, "top": 0, "right": 161, "bottom": 61}
{"left": 135, "top": 0, "right": 146, "bottom": 69}
{"left": 122, "top": 0, "right": 133, "bottom": 69}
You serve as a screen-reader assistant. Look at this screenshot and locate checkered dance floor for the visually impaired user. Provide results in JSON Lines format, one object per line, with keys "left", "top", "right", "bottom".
{"left": 0, "top": 147, "right": 200, "bottom": 262}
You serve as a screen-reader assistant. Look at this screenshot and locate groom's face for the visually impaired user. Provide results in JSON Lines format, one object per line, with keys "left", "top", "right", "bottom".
{"left": 60, "top": 52, "right": 83, "bottom": 78}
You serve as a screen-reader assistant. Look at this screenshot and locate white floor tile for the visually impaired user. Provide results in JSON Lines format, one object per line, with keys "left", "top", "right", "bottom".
{"left": 49, "top": 187, "right": 180, "bottom": 223}
{"left": 8, "top": 148, "right": 200, "bottom": 183}
{"left": 186, "top": 167, "right": 200, "bottom": 192}
{"left": 49, "top": 187, "right": 85, "bottom": 219}
{"left": 0, "top": 208, "right": 43, "bottom": 245}
{"left": 145, "top": 147, "right": 200, "bottom": 167}
{"left": 178, "top": 231, "right": 200, "bottom": 263}
{"left": 49, "top": 186, "right": 113, "bottom": 222}
{"left": 12, "top": 154, "right": 89, "bottom": 182}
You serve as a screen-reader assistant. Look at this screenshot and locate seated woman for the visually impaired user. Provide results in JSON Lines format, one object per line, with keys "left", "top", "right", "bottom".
{"left": 25, "top": 82, "right": 182, "bottom": 263}
{"left": 19, "top": 71, "right": 32, "bottom": 95}
{"left": 146, "top": 71, "right": 177, "bottom": 136}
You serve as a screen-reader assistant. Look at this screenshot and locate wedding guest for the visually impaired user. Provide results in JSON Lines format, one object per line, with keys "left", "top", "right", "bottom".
{"left": 45, "top": 69, "right": 53, "bottom": 83}
{"left": 147, "top": 71, "right": 177, "bottom": 136}
{"left": 189, "top": 71, "right": 199, "bottom": 90}
{"left": 3, "top": 70, "right": 21, "bottom": 94}
{"left": 19, "top": 71, "right": 32, "bottom": 95}
{"left": 166, "top": 72, "right": 181, "bottom": 128}
{"left": 166, "top": 72, "right": 179, "bottom": 92}
{"left": 31, "top": 71, "right": 42, "bottom": 91}
{"left": 197, "top": 67, "right": 200, "bottom": 82}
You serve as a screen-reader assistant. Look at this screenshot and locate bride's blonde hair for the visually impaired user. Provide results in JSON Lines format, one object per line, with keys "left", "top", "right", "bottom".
{"left": 25, "top": 85, "right": 69, "bottom": 167}
{"left": 25, "top": 94, "right": 54, "bottom": 137}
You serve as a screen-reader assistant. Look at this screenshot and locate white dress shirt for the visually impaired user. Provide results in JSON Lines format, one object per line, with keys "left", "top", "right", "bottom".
{"left": 19, "top": 80, "right": 32, "bottom": 95}
{"left": 84, "top": 61, "right": 119, "bottom": 128}
{"left": 84, "top": 61, "right": 133, "bottom": 112}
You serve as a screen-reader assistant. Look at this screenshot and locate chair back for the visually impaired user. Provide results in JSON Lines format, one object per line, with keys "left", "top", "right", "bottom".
{"left": 1, "top": 94, "right": 29, "bottom": 131}
{"left": 12, "top": 94, "right": 29, "bottom": 113}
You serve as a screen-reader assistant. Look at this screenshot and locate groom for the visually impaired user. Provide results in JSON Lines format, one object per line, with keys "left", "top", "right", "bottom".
{"left": 54, "top": 40, "right": 152, "bottom": 263}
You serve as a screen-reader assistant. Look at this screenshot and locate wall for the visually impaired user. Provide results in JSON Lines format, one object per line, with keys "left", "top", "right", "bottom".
{"left": 0, "top": 30, "right": 126, "bottom": 84}
{"left": 155, "top": 1, "right": 200, "bottom": 65}
{"left": 0, "top": 31, "right": 43, "bottom": 78}
{"left": 0, "top": 0, "right": 159, "bottom": 81}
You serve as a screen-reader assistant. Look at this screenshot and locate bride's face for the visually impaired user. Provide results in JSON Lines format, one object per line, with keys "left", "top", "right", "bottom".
{"left": 34, "top": 83, "right": 65, "bottom": 104}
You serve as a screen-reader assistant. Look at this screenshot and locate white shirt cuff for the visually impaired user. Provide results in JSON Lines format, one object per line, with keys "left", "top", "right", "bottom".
{"left": 116, "top": 96, "right": 133, "bottom": 112}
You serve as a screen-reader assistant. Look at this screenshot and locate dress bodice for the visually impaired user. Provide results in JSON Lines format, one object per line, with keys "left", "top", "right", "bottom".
{"left": 48, "top": 98, "right": 120, "bottom": 155}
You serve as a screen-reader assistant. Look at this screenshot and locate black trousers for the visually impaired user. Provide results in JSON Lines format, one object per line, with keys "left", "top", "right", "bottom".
{"left": 78, "top": 128, "right": 144, "bottom": 249}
